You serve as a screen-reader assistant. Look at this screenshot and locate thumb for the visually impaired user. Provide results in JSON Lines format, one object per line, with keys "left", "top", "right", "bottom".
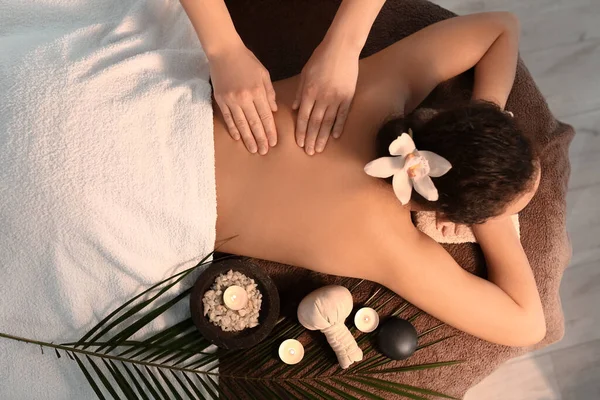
{"left": 435, "top": 212, "right": 444, "bottom": 231}
{"left": 263, "top": 74, "right": 278, "bottom": 112}
{"left": 293, "top": 74, "right": 305, "bottom": 110}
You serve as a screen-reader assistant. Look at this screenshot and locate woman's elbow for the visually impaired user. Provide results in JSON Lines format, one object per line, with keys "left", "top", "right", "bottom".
{"left": 497, "top": 11, "right": 521, "bottom": 37}
{"left": 506, "top": 312, "right": 547, "bottom": 347}
{"left": 518, "top": 320, "right": 546, "bottom": 347}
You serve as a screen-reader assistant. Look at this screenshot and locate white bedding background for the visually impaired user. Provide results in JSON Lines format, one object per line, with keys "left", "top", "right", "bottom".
{"left": 0, "top": 0, "right": 216, "bottom": 398}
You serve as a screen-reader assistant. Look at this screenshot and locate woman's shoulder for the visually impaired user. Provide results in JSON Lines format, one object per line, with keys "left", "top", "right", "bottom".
{"left": 352, "top": 182, "right": 418, "bottom": 238}
{"left": 354, "top": 56, "right": 408, "bottom": 121}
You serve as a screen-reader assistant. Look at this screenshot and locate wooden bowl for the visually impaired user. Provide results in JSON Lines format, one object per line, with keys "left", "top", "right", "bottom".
{"left": 190, "top": 258, "right": 280, "bottom": 350}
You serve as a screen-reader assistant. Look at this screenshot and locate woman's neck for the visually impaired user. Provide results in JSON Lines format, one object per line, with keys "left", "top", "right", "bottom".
{"left": 407, "top": 200, "right": 434, "bottom": 213}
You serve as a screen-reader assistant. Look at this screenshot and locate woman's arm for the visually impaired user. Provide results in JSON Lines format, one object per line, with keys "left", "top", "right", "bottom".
{"left": 471, "top": 14, "right": 520, "bottom": 107}
{"left": 372, "top": 218, "right": 545, "bottom": 347}
{"left": 361, "top": 12, "right": 520, "bottom": 114}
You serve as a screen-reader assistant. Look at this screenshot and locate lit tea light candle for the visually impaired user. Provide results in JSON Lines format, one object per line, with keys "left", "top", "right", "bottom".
{"left": 278, "top": 339, "right": 304, "bottom": 365}
{"left": 354, "top": 307, "right": 379, "bottom": 333}
{"left": 223, "top": 285, "right": 248, "bottom": 311}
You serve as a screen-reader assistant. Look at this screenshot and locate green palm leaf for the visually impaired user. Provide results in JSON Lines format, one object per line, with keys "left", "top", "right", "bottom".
{"left": 72, "top": 353, "right": 106, "bottom": 400}
{"left": 132, "top": 363, "right": 164, "bottom": 399}
{"left": 1, "top": 255, "right": 463, "bottom": 399}
{"left": 121, "top": 363, "right": 151, "bottom": 400}
{"left": 77, "top": 252, "right": 223, "bottom": 352}
{"left": 182, "top": 371, "right": 210, "bottom": 399}
{"left": 103, "top": 358, "right": 138, "bottom": 398}
{"left": 351, "top": 376, "right": 458, "bottom": 400}
{"left": 86, "top": 355, "right": 122, "bottom": 399}
{"left": 168, "top": 371, "right": 195, "bottom": 399}
{"left": 297, "top": 380, "right": 338, "bottom": 400}
{"left": 330, "top": 377, "right": 395, "bottom": 400}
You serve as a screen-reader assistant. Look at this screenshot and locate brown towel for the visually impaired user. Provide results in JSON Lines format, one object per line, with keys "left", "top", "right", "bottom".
{"left": 220, "top": 0, "right": 574, "bottom": 398}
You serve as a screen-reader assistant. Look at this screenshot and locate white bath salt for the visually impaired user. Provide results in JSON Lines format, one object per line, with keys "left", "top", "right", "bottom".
{"left": 202, "top": 270, "right": 263, "bottom": 332}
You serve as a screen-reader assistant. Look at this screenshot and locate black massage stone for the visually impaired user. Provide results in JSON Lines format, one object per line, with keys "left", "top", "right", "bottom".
{"left": 377, "top": 317, "right": 418, "bottom": 360}
{"left": 190, "top": 258, "right": 280, "bottom": 350}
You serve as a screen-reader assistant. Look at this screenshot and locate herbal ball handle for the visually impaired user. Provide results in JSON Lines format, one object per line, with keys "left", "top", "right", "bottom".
{"left": 322, "top": 322, "right": 363, "bottom": 369}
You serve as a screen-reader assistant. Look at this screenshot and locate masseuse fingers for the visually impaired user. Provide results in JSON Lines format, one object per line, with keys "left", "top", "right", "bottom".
{"left": 254, "top": 94, "right": 278, "bottom": 147}
{"left": 218, "top": 101, "right": 240, "bottom": 141}
{"left": 315, "top": 104, "right": 339, "bottom": 153}
{"left": 230, "top": 105, "right": 258, "bottom": 154}
{"left": 441, "top": 225, "right": 449, "bottom": 237}
{"left": 295, "top": 94, "right": 315, "bottom": 148}
{"left": 292, "top": 74, "right": 306, "bottom": 111}
{"left": 304, "top": 102, "right": 327, "bottom": 155}
{"left": 242, "top": 102, "right": 269, "bottom": 155}
{"left": 263, "top": 72, "right": 278, "bottom": 113}
{"left": 448, "top": 223, "right": 456, "bottom": 236}
{"left": 440, "top": 221, "right": 457, "bottom": 237}
{"left": 332, "top": 100, "right": 351, "bottom": 139}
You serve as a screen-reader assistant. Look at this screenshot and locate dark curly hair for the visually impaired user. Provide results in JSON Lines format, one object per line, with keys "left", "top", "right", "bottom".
{"left": 376, "top": 101, "right": 536, "bottom": 224}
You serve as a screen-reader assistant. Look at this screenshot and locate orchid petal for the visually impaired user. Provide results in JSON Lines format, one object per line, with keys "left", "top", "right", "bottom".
{"left": 364, "top": 156, "right": 405, "bottom": 178}
{"left": 392, "top": 171, "right": 413, "bottom": 205}
{"left": 419, "top": 151, "right": 452, "bottom": 177}
{"left": 413, "top": 176, "right": 439, "bottom": 201}
{"left": 389, "top": 133, "right": 416, "bottom": 156}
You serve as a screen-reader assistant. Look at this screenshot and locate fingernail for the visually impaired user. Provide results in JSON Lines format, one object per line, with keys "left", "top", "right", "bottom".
{"left": 250, "top": 146, "right": 258, "bottom": 154}
{"left": 315, "top": 144, "right": 324, "bottom": 153}
{"left": 307, "top": 148, "right": 314, "bottom": 156}
{"left": 298, "top": 138, "right": 304, "bottom": 147}
{"left": 259, "top": 146, "right": 268, "bottom": 155}
{"left": 333, "top": 132, "right": 340, "bottom": 139}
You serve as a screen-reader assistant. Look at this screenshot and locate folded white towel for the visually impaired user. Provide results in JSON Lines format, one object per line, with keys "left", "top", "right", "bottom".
{"left": 0, "top": 0, "right": 215, "bottom": 398}
{"left": 413, "top": 212, "right": 520, "bottom": 244}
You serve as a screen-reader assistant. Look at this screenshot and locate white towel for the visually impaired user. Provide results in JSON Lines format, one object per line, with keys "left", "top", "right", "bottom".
{"left": 0, "top": 0, "right": 216, "bottom": 398}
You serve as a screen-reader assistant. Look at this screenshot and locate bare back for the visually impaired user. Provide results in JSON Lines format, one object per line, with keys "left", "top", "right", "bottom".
{"left": 214, "top": 69, "right": 412, "bottom": 282}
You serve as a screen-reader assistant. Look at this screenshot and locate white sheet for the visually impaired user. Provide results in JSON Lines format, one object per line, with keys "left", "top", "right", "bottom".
{"left": 0, "top": 0, "right": 216, "bottom": 398}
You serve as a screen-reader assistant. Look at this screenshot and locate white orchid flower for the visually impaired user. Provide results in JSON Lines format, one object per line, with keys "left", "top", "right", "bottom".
{"left": 364, "top": 131, "right": 452, "bottom": 205}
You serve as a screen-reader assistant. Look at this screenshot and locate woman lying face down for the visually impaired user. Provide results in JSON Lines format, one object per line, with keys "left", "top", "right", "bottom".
{"left": 375, "top": 101, "right": 541, "bottom": 226}
{"left": 214, "top": 11, "right": 547, "bottom": 348}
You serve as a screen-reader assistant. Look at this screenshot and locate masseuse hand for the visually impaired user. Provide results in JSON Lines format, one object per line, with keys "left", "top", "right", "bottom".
{"left": 293, "top": 38, "right": 359, "bottom": 155}
{"left": 436, "top": 212, "right": 470, "bottom": 237}
{"left": 210, "top": 44, "right": 278, "bottom": 155}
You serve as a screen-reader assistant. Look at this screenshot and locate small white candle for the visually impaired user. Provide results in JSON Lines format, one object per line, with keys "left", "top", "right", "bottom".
{"left": 354, "top": 307, "right": 379, "bottom": 333}
{"left": 278, "top": 339, "right": 304, "bottom": 365}
{"left": 223, "top": 285, "right": 248, "bottom": 311}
